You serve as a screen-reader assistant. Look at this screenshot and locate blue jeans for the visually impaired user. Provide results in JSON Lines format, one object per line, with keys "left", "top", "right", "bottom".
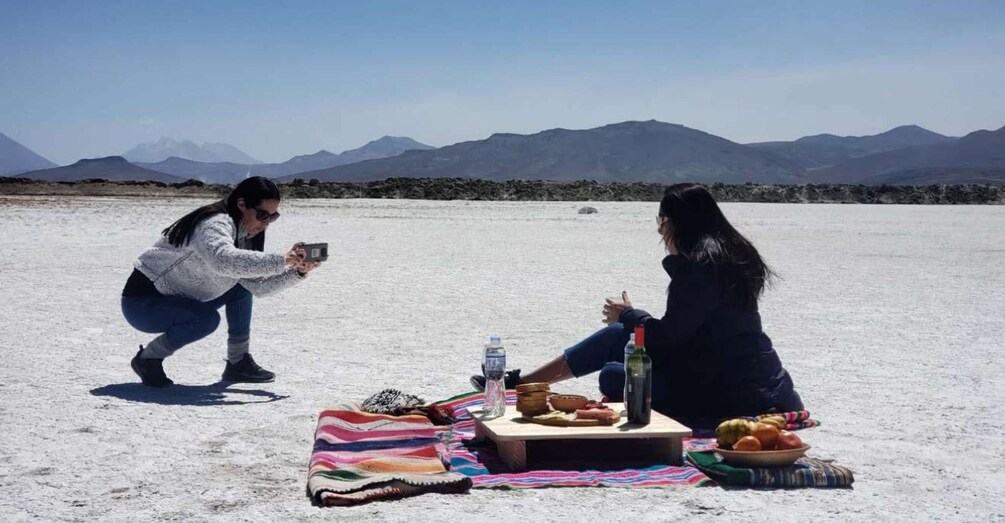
{"left": 121, "top": 285, "right": 252, "bottom": 352}
{"left": 563, "top": 323, "right": 631, "bottom": 401}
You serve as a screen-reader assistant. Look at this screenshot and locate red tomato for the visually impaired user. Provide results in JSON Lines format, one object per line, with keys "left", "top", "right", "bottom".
{"left": 776, "top": 430, "right": 803, "bottom": 450}
{"left": 733, "top": 435, "right": 762, "bottom": 451}
{"left": 752, "top": 423, "right": 780, "bottom": 450}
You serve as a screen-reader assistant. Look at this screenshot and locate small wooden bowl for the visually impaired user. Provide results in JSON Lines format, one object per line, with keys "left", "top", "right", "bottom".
{"left": 549, "top": 394, "right": 590, "bottom": 413}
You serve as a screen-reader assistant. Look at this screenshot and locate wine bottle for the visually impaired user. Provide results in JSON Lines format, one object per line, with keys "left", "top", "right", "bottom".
{"left": 626, "top": 324, "right": 652, "bottom": 425}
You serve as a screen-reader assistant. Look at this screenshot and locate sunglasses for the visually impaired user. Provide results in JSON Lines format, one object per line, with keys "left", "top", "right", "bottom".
{"left": 252, "top": 207, "right": 281, "bottom": 223}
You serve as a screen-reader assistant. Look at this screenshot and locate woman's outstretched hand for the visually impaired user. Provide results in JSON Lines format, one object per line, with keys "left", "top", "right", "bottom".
{"left": 285, "top": 245, "right": 306, "bottom": 267}
{"left": 602, "top": 291, "right": 633, "bottom": 324}
{"left": 296, "top": 260, "right": 321, "bottom": 275}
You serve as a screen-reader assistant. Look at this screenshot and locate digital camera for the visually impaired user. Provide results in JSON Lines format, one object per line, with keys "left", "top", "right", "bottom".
{"left": 299, "top": 242, "right": 328, "bottom": 262}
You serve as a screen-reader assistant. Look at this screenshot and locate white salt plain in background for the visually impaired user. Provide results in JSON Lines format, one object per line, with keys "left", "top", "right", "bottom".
{"left": 0, "top": 196, "right": 1002, "bottom": 521}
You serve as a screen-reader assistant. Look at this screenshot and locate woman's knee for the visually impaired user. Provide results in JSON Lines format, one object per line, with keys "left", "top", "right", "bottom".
{"left": 190, "top": 307, "right": 222, "bottom": 337}
{"left": 598, "top": 362, "right": 625, "bottom": 401}
{"left": 203, "top": 309, "right": 222, "bottom": 334}
{"left": 603, "top": 322, "right": 625, "bottom": 336}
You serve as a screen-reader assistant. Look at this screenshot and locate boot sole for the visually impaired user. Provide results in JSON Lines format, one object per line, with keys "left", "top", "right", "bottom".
{"left": 221, "top": 375, "right": 276, "bottom": 384}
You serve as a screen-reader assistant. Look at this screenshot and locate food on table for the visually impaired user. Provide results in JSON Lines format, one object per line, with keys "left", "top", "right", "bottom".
{"left": 574, "top": 408, "right": 620, "bottom": 423}
{"left": 516, "top": 383, "right": 552, "bottom": 416}
{"left": 516, "top": 382, "right": 551, "bottom": 394}
{"left": 549, "top": 394, "right": 590, "bottom": 413}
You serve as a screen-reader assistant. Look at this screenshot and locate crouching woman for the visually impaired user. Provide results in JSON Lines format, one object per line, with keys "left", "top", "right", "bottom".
{"left": 121, "top": 176, "right": 320, "bottom": 387}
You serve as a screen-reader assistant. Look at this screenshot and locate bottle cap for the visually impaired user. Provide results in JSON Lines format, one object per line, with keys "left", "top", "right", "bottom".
{"left": 489, "top": 335, "right": 502, "bottom": 346}
{"left": 634, "top": 325, "right": 645, "bottom": 347}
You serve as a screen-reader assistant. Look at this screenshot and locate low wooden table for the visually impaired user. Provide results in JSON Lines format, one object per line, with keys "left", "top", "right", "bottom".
{"left": 467, "top": 403, "right": 692, "bottom": 471}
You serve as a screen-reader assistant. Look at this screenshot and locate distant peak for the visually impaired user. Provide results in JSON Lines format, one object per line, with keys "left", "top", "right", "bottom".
{"left": 77, "top": 156, "right": 130, "bottom": 164}
{"left": 881, "top": 124, "right": 944, "bottom": 136}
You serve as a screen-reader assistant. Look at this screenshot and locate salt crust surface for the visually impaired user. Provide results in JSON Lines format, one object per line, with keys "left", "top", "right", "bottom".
{"left": 0, "top": 196, "right": 1002, "bottom": 521}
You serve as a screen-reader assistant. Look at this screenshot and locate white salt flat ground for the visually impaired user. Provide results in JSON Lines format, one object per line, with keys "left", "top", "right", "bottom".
{"left": 0, "top": 196, "right": 1003, "bottom": 522}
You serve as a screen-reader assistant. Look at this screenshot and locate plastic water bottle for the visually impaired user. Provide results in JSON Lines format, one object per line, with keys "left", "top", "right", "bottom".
{"left": 622, "top": 332, "right": 636, "bottom": 402}
{"left": 483, "top": 335, "right": 507, "bottom": 418}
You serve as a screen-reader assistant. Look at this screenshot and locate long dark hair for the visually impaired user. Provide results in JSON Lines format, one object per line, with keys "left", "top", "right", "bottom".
{"left": 163, "top": 176, "right": 281, "bottom": 250}
{"left": 659, "top": 183, "right": 774, "bottom": 307}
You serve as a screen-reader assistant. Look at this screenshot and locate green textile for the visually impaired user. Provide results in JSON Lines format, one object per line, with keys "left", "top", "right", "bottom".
{"left": 686, "top": 451, "right": 854, "bottom": 488}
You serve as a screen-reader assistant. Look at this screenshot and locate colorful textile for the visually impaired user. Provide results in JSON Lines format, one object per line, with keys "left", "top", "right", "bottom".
{"left": 307, "top": 408, "right": 472, "bottom": 506}
{"left": 749, "top": 410, "right": 821, "bottom": 431}
{"left": 436, "top": 391, "right": 713, "bottom": 489}
{"left": 687, "top": 451, "right": 854, "bottom": 488}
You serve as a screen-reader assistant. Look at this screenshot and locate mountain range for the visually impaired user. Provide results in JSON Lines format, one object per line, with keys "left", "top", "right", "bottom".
{"left": 135, "top": 136, "right": 435, "bottom": 184}
{"left": 0, "top": 132, "right": 57, "bottom": 175}
{"left": 5, "top": 122, "right": 1004, "bottom": 185}
{"left": 811, "top": 126, "right": 1005, "bottom": 184}
{"left": 282, "top": 121, "right": 806, "bottom": 184}
{"left": 123, "top": 138, "right": 263, "bottom": 164}
{"left": 747, "top": 125, "right": 957, "bottom": 169}
{"left": 17, "top": 156, "right": 184, "bottom": 183}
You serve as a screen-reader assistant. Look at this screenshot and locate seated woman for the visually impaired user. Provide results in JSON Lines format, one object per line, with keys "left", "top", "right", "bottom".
{"left": 122, "top": 176, "right": 321, "bottom": 387}
{"left": 472, "top": 183, "right": 803, "bottom": 429}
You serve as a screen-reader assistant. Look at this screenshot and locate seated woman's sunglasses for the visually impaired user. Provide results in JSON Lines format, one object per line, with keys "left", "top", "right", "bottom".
{"left": 252, "top": 207, "right": 281, "bottom": 223}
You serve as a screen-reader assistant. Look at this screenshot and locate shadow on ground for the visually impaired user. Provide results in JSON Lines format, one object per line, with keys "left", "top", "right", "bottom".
{"left": 90, "top": 382, "right": 290, "bottom": 406}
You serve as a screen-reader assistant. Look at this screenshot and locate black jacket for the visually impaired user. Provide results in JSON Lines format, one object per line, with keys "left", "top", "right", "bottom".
{"left": 618, "top": 255, "right": 802, "bottom": 424}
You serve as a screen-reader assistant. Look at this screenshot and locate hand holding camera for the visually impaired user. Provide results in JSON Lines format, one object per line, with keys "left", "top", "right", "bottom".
{"left": 291, "top": 242, "right": 327, "bottom": 275}
{"left": 285, "top": 244, "right": 306, "bottom": 267}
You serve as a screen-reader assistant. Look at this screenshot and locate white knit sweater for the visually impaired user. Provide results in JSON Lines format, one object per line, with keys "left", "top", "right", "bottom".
{"left": 134, "top": 214, "right": 303, "bottom": 301}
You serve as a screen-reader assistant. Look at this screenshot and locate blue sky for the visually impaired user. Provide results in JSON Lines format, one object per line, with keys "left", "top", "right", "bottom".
{"left": 2, "top": 0, "right": 1004, "bottom": 164}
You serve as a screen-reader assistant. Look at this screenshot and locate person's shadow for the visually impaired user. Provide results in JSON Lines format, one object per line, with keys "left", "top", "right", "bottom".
{"left": 90, "top": 381, "right": 290, "bottom": 406}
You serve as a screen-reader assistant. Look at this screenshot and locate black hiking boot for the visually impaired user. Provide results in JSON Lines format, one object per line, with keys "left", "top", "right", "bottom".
{"left": 469, "top": 368, "right": 522, "bottom": 392}
{"left": 131, "top": 346, "right": 173, "bottom": 388}
{"left": 222, "top": 354, "right": 276, "bottom": 383}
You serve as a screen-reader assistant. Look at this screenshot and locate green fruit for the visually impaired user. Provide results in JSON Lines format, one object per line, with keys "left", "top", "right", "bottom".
{"left": 715, "top": 418, "right": 757, "bottom": 449}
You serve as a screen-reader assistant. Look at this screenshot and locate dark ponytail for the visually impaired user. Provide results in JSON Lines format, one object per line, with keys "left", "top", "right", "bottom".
{"left": 162, "top": 177, "right": 281, "bottom": 249}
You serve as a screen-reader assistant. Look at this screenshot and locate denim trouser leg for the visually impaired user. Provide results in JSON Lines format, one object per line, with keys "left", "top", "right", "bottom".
{"left": 562, "top": 323, "right": 630, "bottom": 400}
{"left": 121, "top": 285, "right": 252, "bottom": 354}
{"left": 208, "top": 285, "right": 252, "bottom": 346}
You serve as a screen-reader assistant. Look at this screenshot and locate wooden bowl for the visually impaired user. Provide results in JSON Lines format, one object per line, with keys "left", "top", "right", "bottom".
{"left": 714, "top": 444, "right": 811, "bottom": 467}
{"left": 517, "top": 390, "right": 550, "bottom": 401}
{"left": 549, "top": 394, "right": 590, "bottom": 413}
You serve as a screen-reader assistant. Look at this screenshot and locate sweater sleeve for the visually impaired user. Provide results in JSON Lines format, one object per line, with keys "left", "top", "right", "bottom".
{"left": 189, "top": 216, "right": 287, "bottom": 278}
{"left": 618, "top": 261, "right": 721, "bottom": 366}
{"left": 239, "top": 269, "right": 305, "bottom": 297}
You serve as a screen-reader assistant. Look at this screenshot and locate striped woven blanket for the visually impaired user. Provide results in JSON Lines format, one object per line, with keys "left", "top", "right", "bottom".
{"left": 437, "top": 391, "right": 714, "bottom": 489}
{"left": 307, "top": 408, "right": 472, "bottom": 506}
{"left": 687, "top": 451, "right": 854, "bottom": 488}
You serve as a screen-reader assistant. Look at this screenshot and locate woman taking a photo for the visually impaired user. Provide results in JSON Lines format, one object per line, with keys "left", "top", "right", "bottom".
{"left": 122, "top": 176, "right": 320, "bottom": 387}
{"left": 472, "top": 183, "right": 803, "bottom": 428}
